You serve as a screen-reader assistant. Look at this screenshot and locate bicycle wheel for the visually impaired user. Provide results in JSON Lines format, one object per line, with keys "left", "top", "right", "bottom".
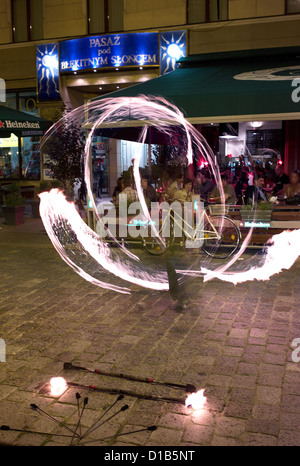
{"left": 142, "top": 237, "right": 169, "bottom": 255}
{"left": 142, "top": 219, "right": 175, "bottom": 256}
{"left": 202, "top": 215, "right": 241, "bottom": 259}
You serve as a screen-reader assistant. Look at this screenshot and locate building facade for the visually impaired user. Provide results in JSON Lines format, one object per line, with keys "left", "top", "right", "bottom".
{"left": 0, "top": 0, "right": 300, "bottom": 192}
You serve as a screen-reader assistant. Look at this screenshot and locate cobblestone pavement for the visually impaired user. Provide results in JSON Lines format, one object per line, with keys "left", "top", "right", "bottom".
{"left": 0, "top": 217, "right": 300, "bottom": 446}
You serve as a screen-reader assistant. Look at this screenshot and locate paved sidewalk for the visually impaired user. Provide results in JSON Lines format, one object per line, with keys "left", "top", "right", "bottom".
{"left": 0, "top": 218, "right": 300, "bottom": 446}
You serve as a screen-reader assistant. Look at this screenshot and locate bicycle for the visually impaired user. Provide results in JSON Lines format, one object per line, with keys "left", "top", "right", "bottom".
{"left": 141, "top": 202, "right": 241, "bottom": 259}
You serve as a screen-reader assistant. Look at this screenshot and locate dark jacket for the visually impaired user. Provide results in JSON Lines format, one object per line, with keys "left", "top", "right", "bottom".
{"left": 244, "top": 185, "right": 267, "bottom": 205}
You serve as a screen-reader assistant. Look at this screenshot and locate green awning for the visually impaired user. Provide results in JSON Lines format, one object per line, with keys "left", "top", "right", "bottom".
{"left": 0, "top": 105, "right": 51, "bottom": 137}
{"left": 90, "top": 47, "right": 300, "bottom": 124}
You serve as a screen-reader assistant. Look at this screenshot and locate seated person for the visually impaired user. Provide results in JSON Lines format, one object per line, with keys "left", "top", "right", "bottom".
{"left": 225, "top": 167, "right": 234, "bottom": 184}
{"left": 141, "top": 176, "right": 157, "bottom": 203}
{"left": 173, "top": 178, "right": 193, "bottom": 203}
{"left": 112, "top": 177, "right": 124, "bottom": 204}
{"left": 273, "top": 164, "right": 290, "bottom": 194}
{"left": 244, "top": 176, "right": 267, "bottom": 205}
{"left": 235, "top": 170, "right": 249, "bottom": 204}
{"left": 193, "top": 169, "right": 214, "bottom": 200}
{"left": 209, "top": 174, "right": 236, "bottom": 205}
{"left": 192, "top": 171, "right": 202, "bottom": 194}
{"left": 284, "top": 170, "right": 300, "bottom": 205}
{"left": 116, "top": 178, "right": 138, "bottom": 205}
{"left": 168, "top": 174, "right": 184, "bottom": 199}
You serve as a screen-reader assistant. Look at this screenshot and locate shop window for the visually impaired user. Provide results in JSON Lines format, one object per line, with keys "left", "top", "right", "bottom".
{"left": 0, "top": 134, "right": 41, "bottom": 180}
{"left": 0, "top": 134, "right": 19, "bottom": 179}
{"left": 22, "top": 136, "right": 40, "bottom": 180}
{"left": 1, "top": 90, "right": 38, "bottom": 115}
{"left": 287, "top": 0, "right": 300, "bottom": 13}
{"left": 187, "top": 0, "right": 228, "bottom": 24}
{"left": 19, "top": 92, "right": 38, "bottom": 116}
{"left": 88, "top": 0, "right": 123, "bottom": 34}
{"left": 4, "top": 92, "right": 17, "bottom": 111}
{"left": 92, "top": 136, "right": 109, "bottom": 196}
{"left": 0, "top": 90, "right": 41, "bottom": 180}
{"left": 12, "top": 0, "right": 43, "bottom": 42}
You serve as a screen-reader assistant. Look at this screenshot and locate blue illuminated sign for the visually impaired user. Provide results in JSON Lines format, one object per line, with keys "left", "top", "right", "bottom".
{"left": 36, "top": 43, "right": 60, "bottom": 101}
{"left": 60, "top": 32, "right": 159, "bottom": 72}
{"left": 160, "top": 30, "right": 187, "bottom": 74}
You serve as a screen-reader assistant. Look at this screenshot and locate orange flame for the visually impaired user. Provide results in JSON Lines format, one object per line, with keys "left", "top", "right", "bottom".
{"left": 50, "top": 377, "right": 67, "bottom": 396}
{"left": 185, "top": 389, "right": 206, "bottom": 410}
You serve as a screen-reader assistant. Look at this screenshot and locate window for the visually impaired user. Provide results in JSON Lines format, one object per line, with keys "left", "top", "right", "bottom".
{"left": 187, "top": 0, "right": 228, "bottom": 24}
{"left": 29, "top": 0, "right": 43, "bottom": 40}
{"left": 210, "top": 0, "right": 228, "bottom": 21}
{"left": 12, "top": 0, "right": 27, "bottom": 42}
{"left": 108, "top": 0, "right": 123, "bottom": 32}
{"left": 88, "top": 0, "right": 123, "bottom": 34}
{"left": 287, "top": 0, "right": 300, "bottom": 13}
{"left": 88, "top": 0, "right": 106, "bottom": 34}
{"left": 22, "top": 136, "right": 41, "bottom": 180}
{"left": 12, "top": 0, "right": 43, "bottom": 42}
{"left": 19, "top": 91, "right": 39, "bottom": 116}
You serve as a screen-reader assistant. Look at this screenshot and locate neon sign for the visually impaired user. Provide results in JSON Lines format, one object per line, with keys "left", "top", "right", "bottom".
{"left": 60, "top": 32, "right": 159, "bottom": 72}
{"left": 244, "top": 221, "right": 271, "bottom": 228}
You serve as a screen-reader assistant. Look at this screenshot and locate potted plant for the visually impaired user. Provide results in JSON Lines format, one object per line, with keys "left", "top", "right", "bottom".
{"left": 2, "top": 183, "right": 25, "bottom": 226}
{"left": 240, "top": 200, "right": 273, "bottom": 222}
{"left": 41, "top": 106, "right": 84, "bottom": 201}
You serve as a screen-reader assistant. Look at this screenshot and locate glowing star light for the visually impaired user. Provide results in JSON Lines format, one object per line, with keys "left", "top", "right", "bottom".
{"left": 160, "top": 31, "right": 186, "bottom": 74}
{"left": 36, "top": 43, "right": 59, "bottom": 98}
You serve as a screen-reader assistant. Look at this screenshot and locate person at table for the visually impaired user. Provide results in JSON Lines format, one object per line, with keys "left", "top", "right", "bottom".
{"left": 173, "top": 178, "right": 193, "bottom": 203}
{"left": 244, "top": 176, "right": 268, "bottom": 205}
{"left": 284, "top": 170, "right": 300, "bottom": 205}
{"left": 273, "top": 164, "right": 290, "bottom": 194}
{"left": 112, "top": 176, "right": 124, "bottom": 204}
{"left": 116, "top": 178, "right": 138, "bottom": 206}
{"left": 193, "top": 169, "right": 215, "bottom": 201}
{"left": 235, "top": 170, "right": 249, "bottom": 204}
{"left": 141, "top": 175, "right": 157, "bottom": 203}
{"left": 225, "top": 167, "right": 234, "bottom": 184}
{"left": 209, "top": 174, "right": 236, "bottom": 205}
{"left": 168, "top": 173, "right": 184, "bottom": 199}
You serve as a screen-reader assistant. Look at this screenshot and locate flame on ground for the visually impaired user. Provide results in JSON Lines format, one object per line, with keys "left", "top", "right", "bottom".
{"left": 185, "top": 389, "right": 206, "bottom": 410}
{"left": 50, "top": 377, "right": 67, "bottom": 397}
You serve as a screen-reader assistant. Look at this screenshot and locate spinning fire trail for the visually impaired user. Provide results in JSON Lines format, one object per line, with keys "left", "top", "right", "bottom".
{"left": 39, "top": 95, "right": 300, "bottom": 292}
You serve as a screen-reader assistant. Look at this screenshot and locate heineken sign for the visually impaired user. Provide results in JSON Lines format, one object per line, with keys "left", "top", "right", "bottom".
{"left": 0, "top": 119, "right": 43, "bottom": 136}
{"left": 0, "top": 120, "right": 41, "bottom": 129}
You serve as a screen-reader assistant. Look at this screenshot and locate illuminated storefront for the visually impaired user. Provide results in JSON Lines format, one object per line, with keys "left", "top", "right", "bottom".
{"left": 36, "top": 30, "right": 187, "bottom": 194}
{"left": 0, "top": 103, "right": 50, "bottom": 181}
{"left": 0, "top": 91, "right": 46, "bottom": 181}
